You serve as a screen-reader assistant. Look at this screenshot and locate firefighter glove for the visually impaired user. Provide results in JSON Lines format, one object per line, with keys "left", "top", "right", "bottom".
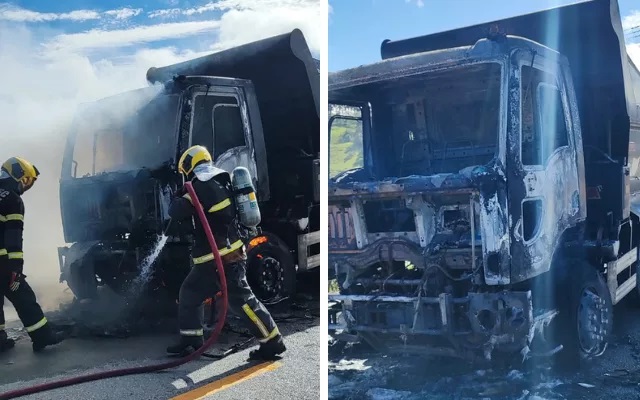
{"left": 8, "top": 272, "right": 21, "bottom": 292}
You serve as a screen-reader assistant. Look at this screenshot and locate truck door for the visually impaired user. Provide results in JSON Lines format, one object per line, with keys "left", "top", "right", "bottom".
{"left": 189, "top": 86, "right": 259, "bottom": 183}
{"left": 507, "top": 51, "right": 581, "bottom": 282}
{"left": 328, "top": 102, "right": 371, "bottom": 252}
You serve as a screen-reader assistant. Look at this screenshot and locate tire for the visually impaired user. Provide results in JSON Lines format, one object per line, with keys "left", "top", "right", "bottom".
{"left": 554, "top": 258, "right": 613, "bottom": 368}
{"left": 246, "top": 233, "right": 296, "bottom": 305}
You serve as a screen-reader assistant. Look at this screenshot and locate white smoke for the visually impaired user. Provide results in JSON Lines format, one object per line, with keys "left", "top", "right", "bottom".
{"left": 0, "top": 24, "right": 198, "bottom": 315}
{"left": 0, "top": 1, "right": 319, "bottom": 317}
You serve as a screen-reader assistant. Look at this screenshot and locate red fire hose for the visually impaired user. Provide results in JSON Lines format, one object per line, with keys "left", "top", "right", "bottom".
{"left": 0, "top": 182, "right": 228, "bottom": 400}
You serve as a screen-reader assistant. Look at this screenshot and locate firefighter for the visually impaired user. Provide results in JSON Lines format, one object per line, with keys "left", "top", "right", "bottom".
{"left": 165, "top": 145, "right": 286, "bottom": 359}
{"left": 0, "top": 157, "right": 65, "bottom": 353}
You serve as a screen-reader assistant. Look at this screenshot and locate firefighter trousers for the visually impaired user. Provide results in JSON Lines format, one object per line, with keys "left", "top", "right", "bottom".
{"left": 178, "top": 259, "right": 280, "bottom": 343}
{"left": 0, "top": 275, "right": 49, "bottom": 339}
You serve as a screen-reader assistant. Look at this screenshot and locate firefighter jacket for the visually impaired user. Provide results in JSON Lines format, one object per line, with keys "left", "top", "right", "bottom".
{"left": 169, "top": 173, "right": 243, "bottom": 265}
{"left": 0, "top": 181, "right": 24, "bottom": 274}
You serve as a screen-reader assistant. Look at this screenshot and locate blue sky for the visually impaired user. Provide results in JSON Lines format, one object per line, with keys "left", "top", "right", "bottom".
{"left": 0, "top": 0, "right": 320, "bottom": 64}
{"left": 329, "top": 0, "right": 640, "bottom": 71}
{"left": 0, "top": 0, "right": 321, "bottom": 128}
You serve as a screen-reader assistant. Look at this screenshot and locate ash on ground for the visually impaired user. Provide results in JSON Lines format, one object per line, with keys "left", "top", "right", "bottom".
{"left": 6, "top": 281, "right": 320, "bottom": 344}
{"left": 329, "top": 297, "right": 640, "bottom": 400}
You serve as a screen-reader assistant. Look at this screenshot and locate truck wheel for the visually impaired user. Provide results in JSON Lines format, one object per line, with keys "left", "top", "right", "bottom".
{"left": 246, "top": 234, "right": 296, "bottom": 305}
{"left": 556, "top": 258, "right": 613, "bottom": 367}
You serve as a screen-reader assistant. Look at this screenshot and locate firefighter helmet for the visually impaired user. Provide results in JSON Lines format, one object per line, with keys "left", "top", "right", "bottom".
{"left": 1, "top": 157, "right": 40, "bottom": 193}
{"left": 178, "top": 145, "right": 212, "bottom": 177}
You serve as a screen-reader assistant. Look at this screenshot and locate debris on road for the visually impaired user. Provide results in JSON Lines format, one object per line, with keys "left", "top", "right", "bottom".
{"left": 366, "top": 387, "right": 412, "bottom": 400}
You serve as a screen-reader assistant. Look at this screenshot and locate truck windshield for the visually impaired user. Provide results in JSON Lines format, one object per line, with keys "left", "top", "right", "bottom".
{"left": 331, "top": 62, "right": 502, "bottom": 178}
{"left": 69, "top": 91, "right": 180, "bottom": 177}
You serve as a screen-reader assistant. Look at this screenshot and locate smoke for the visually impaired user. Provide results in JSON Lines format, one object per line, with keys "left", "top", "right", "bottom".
{"left": 0, "top": 24, "right": 204, "bottom": 316}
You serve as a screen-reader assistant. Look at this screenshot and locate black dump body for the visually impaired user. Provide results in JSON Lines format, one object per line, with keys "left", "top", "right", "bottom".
{"left": 381, "top": 0, "right": 640, "bottom": 231}
{"left": 146, "top": 29, "right": 320, "bottom": 160}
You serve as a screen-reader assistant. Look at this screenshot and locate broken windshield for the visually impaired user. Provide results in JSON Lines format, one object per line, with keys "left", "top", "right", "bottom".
{"left": 388, "top": 62, "right": 501, "bottom": 176}
{"left": 334, "top": 62, "right": 502, "bottom": 178}
{"left": 69, "top": 91, "right": 180, "bottom": 177}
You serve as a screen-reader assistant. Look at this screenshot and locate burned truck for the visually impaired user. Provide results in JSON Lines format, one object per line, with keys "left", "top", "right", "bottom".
{"left": 57, "top": 29, "right": 320, "bottom": 306}
{"left": 328, "top": 0, "right": 640, "bottom": 364}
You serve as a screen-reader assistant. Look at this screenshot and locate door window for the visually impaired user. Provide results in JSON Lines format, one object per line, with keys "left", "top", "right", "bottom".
{"left": 191, "top": 94, "right": 247, "bottom": 158}
{"left": 329, "top": 104, "right": 364, "bottom": 179}
{"left": 521, "top": 65, "right": 569, "bottom": 166}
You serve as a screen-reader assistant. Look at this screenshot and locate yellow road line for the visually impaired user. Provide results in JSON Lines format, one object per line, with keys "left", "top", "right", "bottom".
{"left": 170, "top": 361, "right": 282, "bottom": 400}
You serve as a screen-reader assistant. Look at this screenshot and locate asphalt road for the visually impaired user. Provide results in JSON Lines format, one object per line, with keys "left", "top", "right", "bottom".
{"left": 328, "top": 295, "right": 640, "bottom": 400}
{"left": 0, "top": 297, "right": 320, "bottom": 400}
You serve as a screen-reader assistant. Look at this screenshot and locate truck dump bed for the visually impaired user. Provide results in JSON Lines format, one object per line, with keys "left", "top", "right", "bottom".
{"left": 146, "top": 29, "right": 319, "bottom": 157}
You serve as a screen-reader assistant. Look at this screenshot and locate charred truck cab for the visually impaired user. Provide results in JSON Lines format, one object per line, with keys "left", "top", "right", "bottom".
{"left": 329, "top": 0, "right": 640, "bottom": 363}
{"left": 58, "top": 30, "right": 320, "bottom": 305}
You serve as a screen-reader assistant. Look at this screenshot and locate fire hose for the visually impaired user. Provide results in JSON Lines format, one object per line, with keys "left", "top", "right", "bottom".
{"left": 0, "top": 182, "right": 228, "bottom": 400}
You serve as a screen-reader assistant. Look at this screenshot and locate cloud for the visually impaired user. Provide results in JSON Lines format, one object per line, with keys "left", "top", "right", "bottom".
{"left": 45, "top": 0, "right": 319, "bottom": 57}
{"left": 211, "top": 5, "right": 321, "bottom": 54}
{"left": 405, "top": 0, "right": 425, "bottom": 8}
{"left": 148, "top": 8, "right": 182, "bottom": 18}
{"left": 623, "top": 10, "right": 640, "bottom": 31}
{"left": 104, "top": 7, "right": 143, "bottom": 20}
{"left": 628, "top": 43, "right": 640, "bottom": 69}
{"left": 44, "top": 20, "right": 220, "bottom": 53}
{"left": 0, "top": 3, "right": 142, "bottom": 23}
{"left": 149, "top": 0, "right": 319, "bottom": 19}
{"left": 147, "top": 0, "right": 321, "bottom": 55}
{"left": 0, "top": 4, "right": 100, "bottom": 22}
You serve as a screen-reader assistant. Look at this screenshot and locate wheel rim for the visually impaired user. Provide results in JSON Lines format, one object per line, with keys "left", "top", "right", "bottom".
{"left": 251, "top": 254, "right": 285, "bottom": 302}
{"left": 576, "top": 286, "right": 608, "bottom": 356}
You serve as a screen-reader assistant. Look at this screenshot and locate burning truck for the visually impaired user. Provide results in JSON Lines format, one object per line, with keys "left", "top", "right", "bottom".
{"left": 57, "top": 30, "right": 320, "bottom": 308}
{"left": 328, "top": 0, "right": 640, "bottom": 365}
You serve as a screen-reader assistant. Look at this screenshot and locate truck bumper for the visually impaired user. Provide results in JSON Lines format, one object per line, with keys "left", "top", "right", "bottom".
{"left": 329, "top": 290, "right": 535, "bottom": 359}
{"left": 57, "top": 242, "right": 100, "bottom": 283}
{"left": 297, "top": 230, "right": 320, "bottom": 271}
{"left": 58, "top": 246, "right": 70, "bottom": 283}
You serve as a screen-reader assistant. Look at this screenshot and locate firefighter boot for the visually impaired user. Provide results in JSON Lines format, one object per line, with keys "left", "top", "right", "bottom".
{"left": 30, "top": 324, "right": 65, "bottom": 352}
{"left": 166, "top": 336, "right": 204, "bottom": 357}
{"left": 249, "top": 334, "right": 286, "bottom": 361}
{"left": 0, "top": 330, "right": 15, "bottom": 353}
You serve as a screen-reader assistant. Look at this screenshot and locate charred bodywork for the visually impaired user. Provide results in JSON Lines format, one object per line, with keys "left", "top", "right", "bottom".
{"left": 329, "top": 0, "right": 640, "bottom": 360}
{"left": 59, "top": 30, "right": 320, "bottom": 304}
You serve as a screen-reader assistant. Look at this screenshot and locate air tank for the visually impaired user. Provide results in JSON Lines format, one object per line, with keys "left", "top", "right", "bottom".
{"left": 231, "top": 167, "right": 261, "bottom": 228}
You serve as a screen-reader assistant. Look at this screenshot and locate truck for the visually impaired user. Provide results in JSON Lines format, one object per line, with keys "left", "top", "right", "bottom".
{"left": 328, "top": 0, "right": 640, "bottom": 365}
{"left": 57, "top": 29, "right": 320, "bottom": 307}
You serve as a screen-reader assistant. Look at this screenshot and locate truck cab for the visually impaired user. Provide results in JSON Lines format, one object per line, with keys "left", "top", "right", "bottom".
{"left": 58, "top": 30, "right": 320, "bottom": 306}
{"left": 329, "top": 0, "right": 640, "bottom": 364}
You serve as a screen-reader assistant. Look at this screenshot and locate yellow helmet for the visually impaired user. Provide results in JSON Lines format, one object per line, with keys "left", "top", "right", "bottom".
{"left": 178, "top": 145, "right": 212, "bottom": 176}
{"left": 1, "top": 157, "right": 40, "bottom": 193}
